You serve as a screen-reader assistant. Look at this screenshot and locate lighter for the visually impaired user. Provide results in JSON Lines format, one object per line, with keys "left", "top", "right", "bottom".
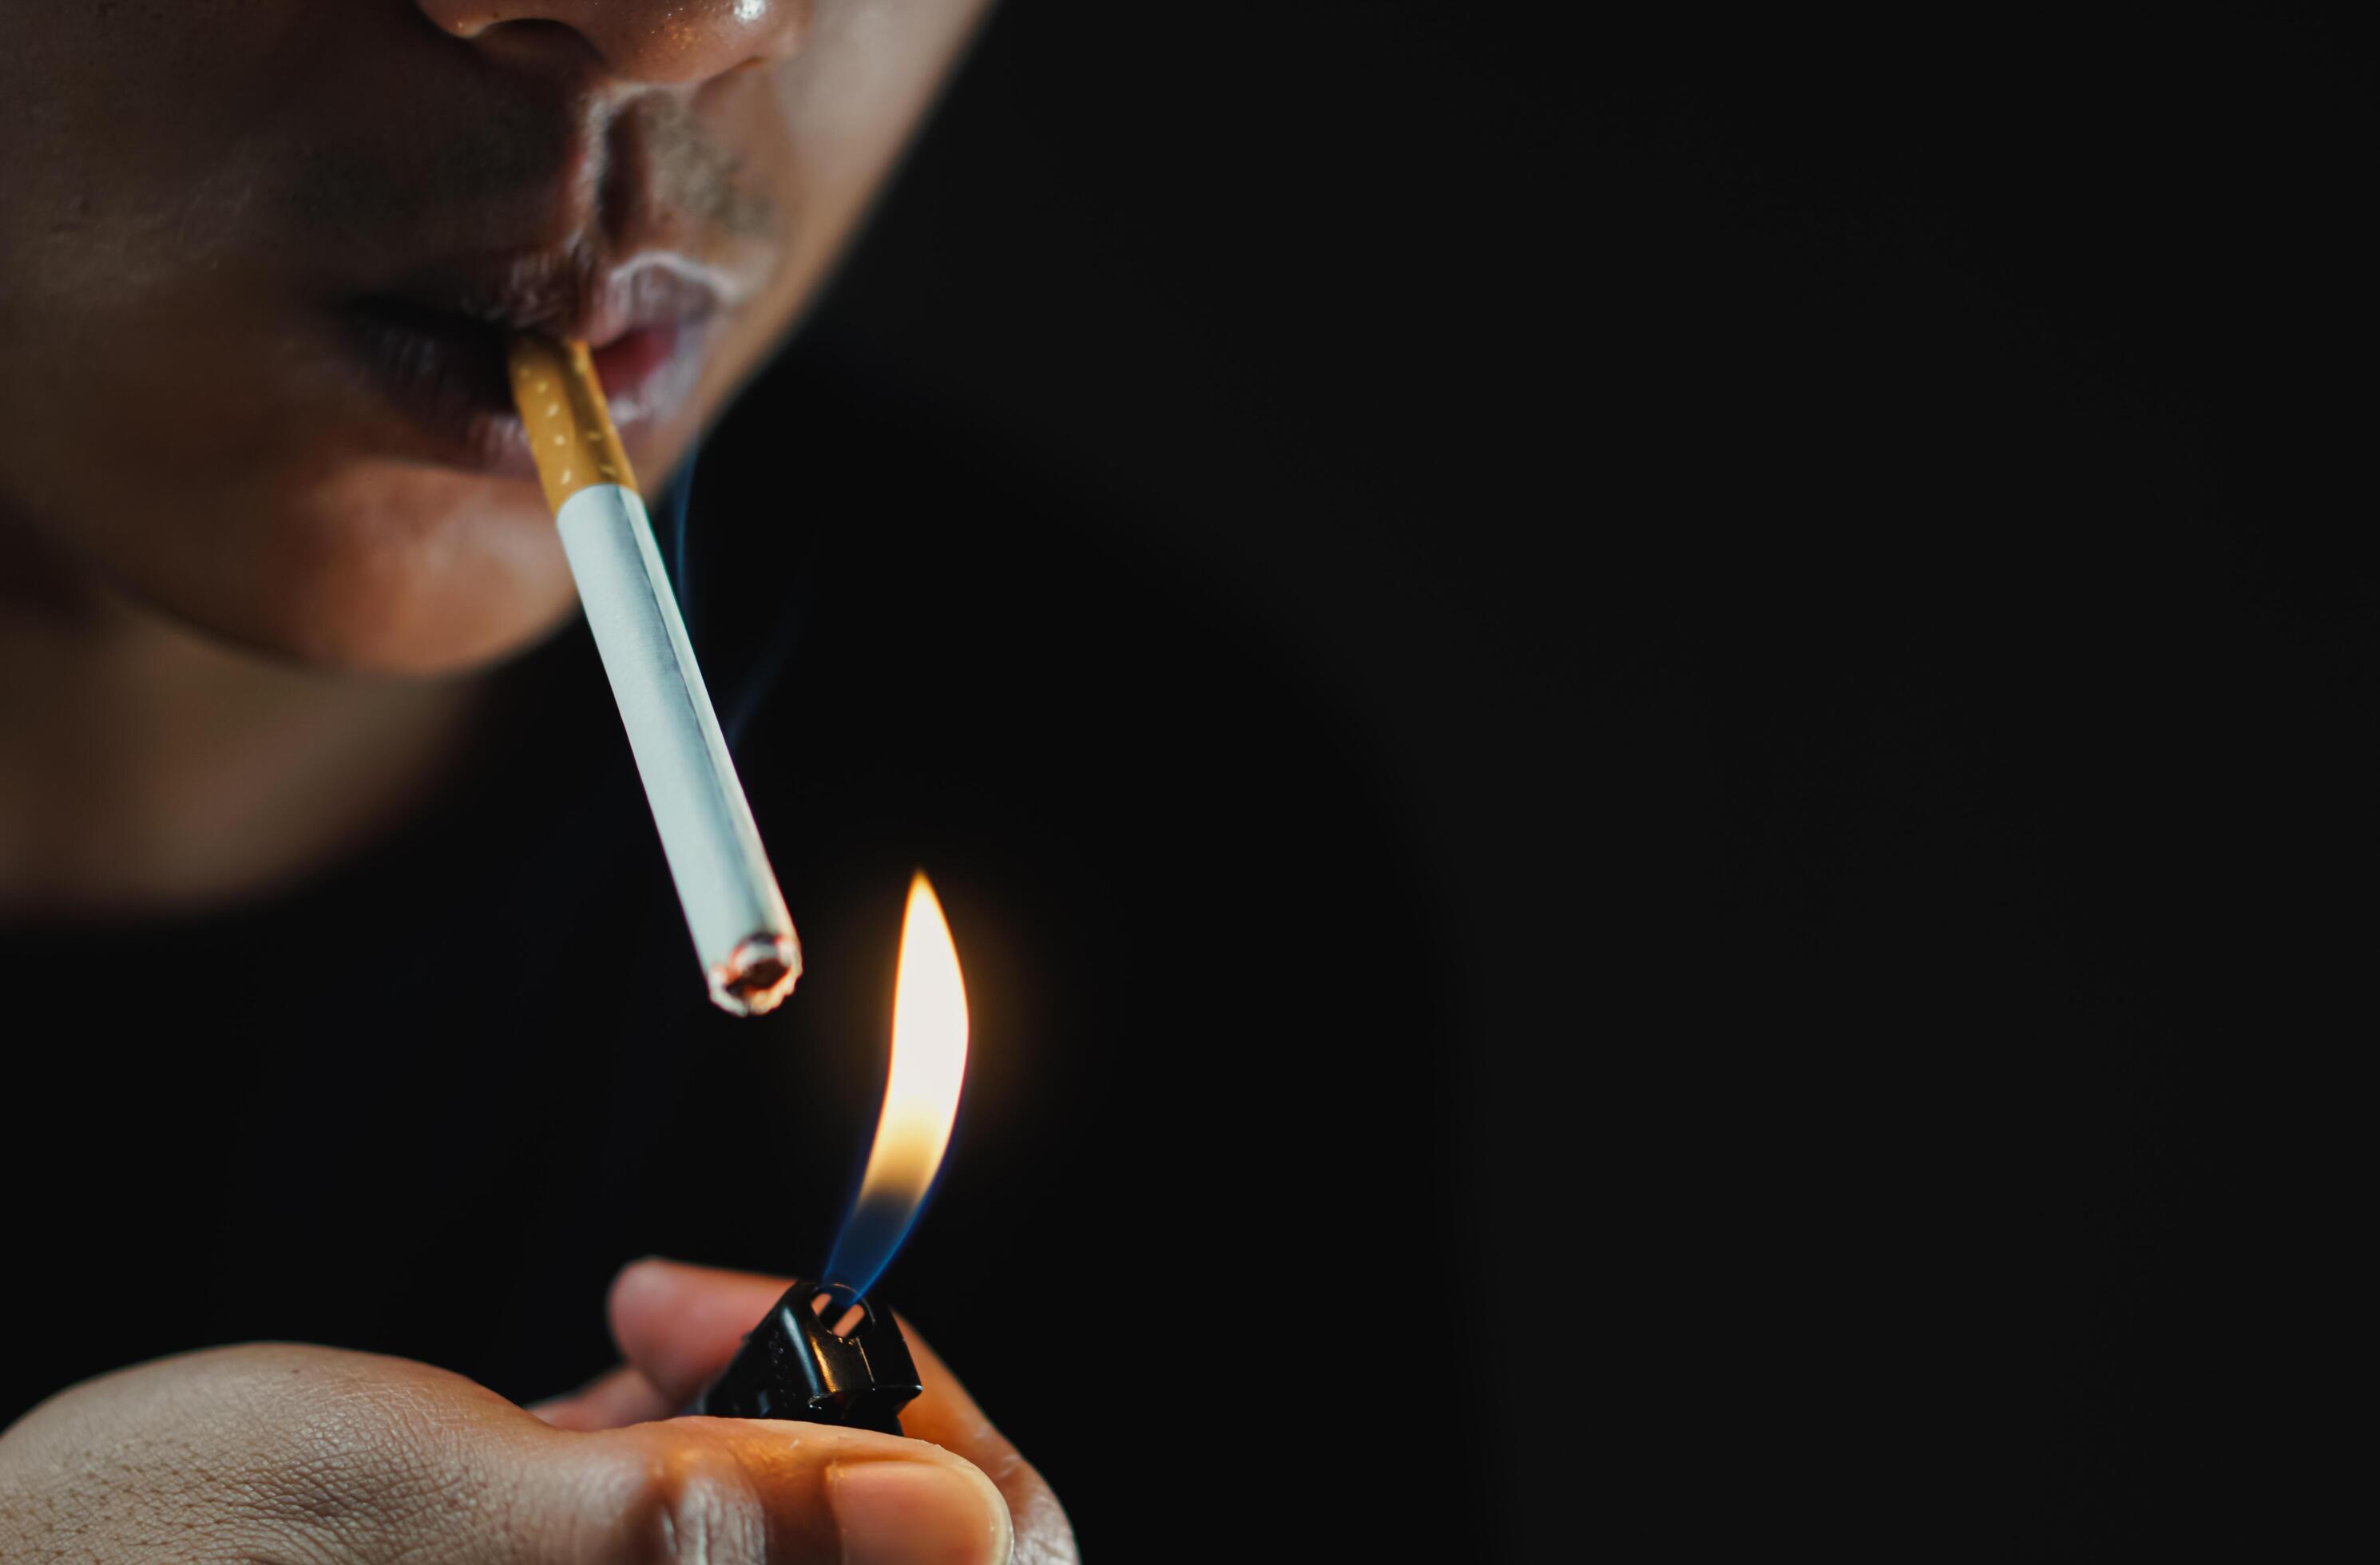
{"left": 692, "top": 874, "right": 966, "bottom": 1436}
{"left": 693, "top": 1285, "right": 922, "bottom": 1436}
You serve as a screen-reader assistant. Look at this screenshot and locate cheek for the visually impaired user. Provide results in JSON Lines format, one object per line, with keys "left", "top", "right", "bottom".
{"left": 0, "top": 0, "right": 978, "bottom": 676}
{"left": 18, "top": 437, "right": 583, "bottom": 676}
{"left": 262, "top": 464, "right": 586, "bottom": 673}
{"left": 0, "top": 255, "right": 577, "bottom": 673}
{"left": 0, "top": 315, "right": 581, "bottom": 676}
{"left": 0, "top": 7, "right": 601, "bottom": 676}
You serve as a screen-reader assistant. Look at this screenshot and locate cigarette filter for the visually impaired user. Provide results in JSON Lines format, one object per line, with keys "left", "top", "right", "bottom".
{"left": 508, "top": 335, "right": 799, "bottom": 1016}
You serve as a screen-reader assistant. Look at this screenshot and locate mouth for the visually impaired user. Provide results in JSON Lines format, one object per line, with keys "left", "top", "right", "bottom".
{"left": 339, "top": 252, "right": 738, "bottom": 477}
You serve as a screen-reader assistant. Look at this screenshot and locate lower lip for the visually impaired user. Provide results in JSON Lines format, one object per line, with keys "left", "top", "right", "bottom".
{"left": 341, "top": 306, "right": 713, "bottom": 477}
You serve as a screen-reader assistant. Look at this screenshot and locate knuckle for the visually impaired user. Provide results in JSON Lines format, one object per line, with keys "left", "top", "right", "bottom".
{"left": 1001, "top": 1463, "right": 1079, "bottom": 1565}
{"left": 608, "top": 1437, "right": 771, "bottom": 1565}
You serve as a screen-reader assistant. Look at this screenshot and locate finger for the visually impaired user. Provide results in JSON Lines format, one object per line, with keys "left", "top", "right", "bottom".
{"left": 406, "top": 1358, "right": 1014, "bottom": 1563}
{"left": 49, "top": 1343, "right": 1013, "bottom": 1565}
{"left": 529, "top": 1364, "right": 674, "bottom": 1431}
{"left": 554, "top": 1416, "right": 1015, "bottom": 1565}
{"left": 608, "top": 1259, "right": 1074, "bottom": 1562}
{"left": 609, "top": 1259, "right": 986, "bottom": 1430}
{"left": 500, "top": 1370, "right": 1016, "bottom": 1565}
{"left": 894, "top": 1315, "right": 1077, "bottom": 1564}
{"left": 537, "top": 1256, "right": 789, "bottom": 1430}
{"left": 608, "top": 1256, "right": 794, "bottom": 1405}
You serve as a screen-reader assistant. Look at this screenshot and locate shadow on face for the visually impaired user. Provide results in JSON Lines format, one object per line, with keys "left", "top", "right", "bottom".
{"left": 0, "top": 0, "right": 989, "bottom": 672}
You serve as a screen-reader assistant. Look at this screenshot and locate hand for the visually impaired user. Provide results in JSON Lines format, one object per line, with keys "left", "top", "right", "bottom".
{"left": 0, "top": 1261, "right": 1064, "bottom": 1563}
{"left": 541, "top": 1258, "right": 1076, "bottom": 1563}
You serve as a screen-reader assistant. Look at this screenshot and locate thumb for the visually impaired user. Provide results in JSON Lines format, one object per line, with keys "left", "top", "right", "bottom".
{"left": 522, "top": 1415, "right": 1016, "bottom": 1565}
{"left": 532, "top": 1258, "right": 787, "bottom": 1428}
{"left": 437, "top": 1353, "right": 1019, "bottom": 1564}
{"left": 0, "top": 1343, "right": 1012, "bottom": 1565}
{"left": 601, "top": 1258, "right": 1074, "bottom": 1562}
{"left": 609, "top": 1254, "right": 798, "bottom": 1405}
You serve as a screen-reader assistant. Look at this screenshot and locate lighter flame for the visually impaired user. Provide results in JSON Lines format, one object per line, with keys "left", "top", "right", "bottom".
{"left": 851, "top": 873, "right": 969, "bottom": 1221}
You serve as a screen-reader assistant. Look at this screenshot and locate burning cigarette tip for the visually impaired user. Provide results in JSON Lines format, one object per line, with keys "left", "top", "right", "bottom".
{"left": 711, "top": 931, "right": 802, "bottom": 1016}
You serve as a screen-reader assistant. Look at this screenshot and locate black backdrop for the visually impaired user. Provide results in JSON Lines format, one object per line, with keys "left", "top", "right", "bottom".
{"left": 770, "top": 10, "right": 2367, "bottom": 1558}
{"left": 6, "top": 12, "right": 2359, "bottom": 1565}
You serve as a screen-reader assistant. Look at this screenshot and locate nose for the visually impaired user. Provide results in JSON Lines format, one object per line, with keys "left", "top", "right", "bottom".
{"left": 418, "top": 0, "right": 805, "bottom": 87}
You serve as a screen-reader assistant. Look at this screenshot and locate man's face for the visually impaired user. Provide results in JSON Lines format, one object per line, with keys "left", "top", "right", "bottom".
{"left": 0, "top": 0, "right": 987, "bottom": 671}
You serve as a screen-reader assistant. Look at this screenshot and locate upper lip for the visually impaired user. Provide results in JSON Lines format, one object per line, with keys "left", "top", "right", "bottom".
{"left": 355, "top": 248, "right": 742, "bottom": 347}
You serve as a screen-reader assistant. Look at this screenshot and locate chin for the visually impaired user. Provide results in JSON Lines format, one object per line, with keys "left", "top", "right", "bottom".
{"left": 134, "top": 465, "right": 588, "bottom": 677}
{"left": 274, "top": 563, "right": 587, "bottom": 677}
{"left": 300, "top": 472, "right": 589, "bottom": 675}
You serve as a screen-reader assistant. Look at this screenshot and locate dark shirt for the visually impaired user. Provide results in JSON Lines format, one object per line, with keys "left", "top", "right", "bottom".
{"left": 0, "top": 345, "right": 1450, "bottom": 1553}
{"left": 5, "top": 324, "right": 2355, "bottom": 1559}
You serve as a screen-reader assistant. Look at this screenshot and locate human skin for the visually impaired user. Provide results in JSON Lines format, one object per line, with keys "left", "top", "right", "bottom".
{"left": 0, "top": 1259, "right": 1076, "bottom": 1563}
{"left": 0, "top": 0, "right": 986, "bottom": 909}
{"left": 0, "top": 0, "right": 987, "bottom": 672}
{"left": 0, "top": 5, "right": 1075, "bottom": 1556}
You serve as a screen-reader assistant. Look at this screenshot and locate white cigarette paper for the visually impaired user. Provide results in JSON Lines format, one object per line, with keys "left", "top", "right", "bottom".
{"left": 510, "top": 336, "right": 799, "bottom": 1015}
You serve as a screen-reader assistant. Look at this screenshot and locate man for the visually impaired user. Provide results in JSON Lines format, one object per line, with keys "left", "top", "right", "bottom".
{"left": 0, "top": 3, "right": 1080, "bottom": 1559}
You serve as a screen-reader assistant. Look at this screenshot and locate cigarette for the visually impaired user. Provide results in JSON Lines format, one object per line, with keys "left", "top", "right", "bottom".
{"left": 507, "top": 335, "right": 799, "bottom": 1016}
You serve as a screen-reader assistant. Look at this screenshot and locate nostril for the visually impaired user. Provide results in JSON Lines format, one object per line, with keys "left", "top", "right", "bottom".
{"left": 430, "top": 8, "right": 509, "bottom": 41}
{"left": 422, "top": 2, "right": 805, "bottom": 87}
{"left": 442, "top": 16, "right": 593, "bottom": 61}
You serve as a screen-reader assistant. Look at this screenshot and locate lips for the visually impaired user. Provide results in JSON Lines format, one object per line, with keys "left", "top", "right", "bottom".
{"left": 341, "top": 252, "right": 740, "bottom": 475}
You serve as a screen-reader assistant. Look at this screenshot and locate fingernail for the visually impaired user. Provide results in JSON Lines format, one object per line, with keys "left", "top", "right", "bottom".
{"left": 826, "top": 1460, "right": 1010, "bottom": 1565}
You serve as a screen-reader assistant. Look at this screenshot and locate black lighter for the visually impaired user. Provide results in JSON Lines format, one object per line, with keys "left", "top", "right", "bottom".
{"left": 692, "top": 873, "right": 963, "bottom": 1437}
{"left": 692, "top": 1283, "right": 923, "bottom": 1436}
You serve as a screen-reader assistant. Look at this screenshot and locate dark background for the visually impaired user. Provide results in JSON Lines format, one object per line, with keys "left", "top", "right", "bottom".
{"left": 782, "top": 8, "right": 2366, "bottom": 1557}
{"left": 6, "top": 10, "right": 2365, "bottom": 1563}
